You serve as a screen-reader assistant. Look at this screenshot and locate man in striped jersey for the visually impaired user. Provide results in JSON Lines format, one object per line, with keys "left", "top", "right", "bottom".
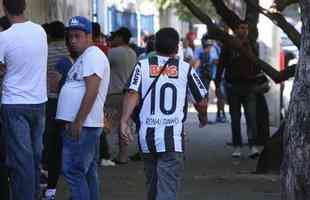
{"left": 120, "top": 28, "right": 208, "bottom": 200}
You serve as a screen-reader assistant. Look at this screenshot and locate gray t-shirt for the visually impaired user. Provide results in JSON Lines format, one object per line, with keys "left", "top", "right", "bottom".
{"left": 108, "top": 46, "right": 137, "bottom": 94}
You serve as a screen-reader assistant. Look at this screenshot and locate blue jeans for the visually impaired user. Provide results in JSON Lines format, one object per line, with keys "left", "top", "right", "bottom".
{"left": 62, "top": 127, "right": 102, "bottom": 200}
{"left": 1, "top": 103, "right": 46, "bottom": 200}
{"left": 142, "top": 152, "right": 184, "bottom": 200}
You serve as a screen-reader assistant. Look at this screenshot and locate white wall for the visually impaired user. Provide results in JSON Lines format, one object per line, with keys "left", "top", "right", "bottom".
{"left": 47, "top": 0, "right": 92, "bottom": 23}
{"left": 0, "top": 0, "right": 92, "bottom": 24}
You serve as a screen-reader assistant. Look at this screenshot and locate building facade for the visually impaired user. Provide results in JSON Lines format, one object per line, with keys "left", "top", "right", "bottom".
{"left": 95, "top": 0, "right": 159, "bottom": 44}
{"left": 0, "top": 0, "right": 92, "bottom": 24}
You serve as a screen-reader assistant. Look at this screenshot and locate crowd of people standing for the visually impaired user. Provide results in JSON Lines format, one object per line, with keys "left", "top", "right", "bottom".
{"left": 0, "top": 0, "right": 272, "bottom": 200}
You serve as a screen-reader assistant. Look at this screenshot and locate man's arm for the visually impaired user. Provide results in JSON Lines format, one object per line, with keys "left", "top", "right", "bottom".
{"left": 120, "top": 90, "right": 140, "bottom": 144}
{"left": 194, "top": 97, "right": 208, "bottom": 127}
{"left": 119, "top": 60, "right": 143, "bottom": 144}
{"left": 188, "top": 68, "right": 209, "bottom": 127}
{"left": 69, "top": 74, "right": 101, "bottom": 139}
{"left": 120, "top": 90, "right": 139, "bottom": 124}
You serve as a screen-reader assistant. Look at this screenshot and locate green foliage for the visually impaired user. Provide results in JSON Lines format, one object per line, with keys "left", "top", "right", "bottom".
{"left": 156, "top": 0, "right": 219, "bottom": 22}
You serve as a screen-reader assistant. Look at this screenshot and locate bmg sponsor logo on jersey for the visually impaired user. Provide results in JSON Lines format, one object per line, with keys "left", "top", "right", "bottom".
{"left": 149, "top": 64, "right": 178, "bottom": 78}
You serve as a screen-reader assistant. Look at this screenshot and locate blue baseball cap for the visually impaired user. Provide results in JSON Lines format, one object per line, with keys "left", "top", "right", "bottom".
{"left": 67, "top": 16, "right": 92, "bottom": 34}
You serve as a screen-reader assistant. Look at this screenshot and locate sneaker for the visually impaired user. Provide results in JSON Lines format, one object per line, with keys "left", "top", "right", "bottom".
{"left": 232, "top": 147, "right": 242, "bottom": 157}
{"left": 249, "top": 146, "right": 260, "bottom": 159}
{"left": 44, "top": 189, "right": 57, "bottom": 200}
{"left": 100, "top": 159, "right": 116, "bottom": 167}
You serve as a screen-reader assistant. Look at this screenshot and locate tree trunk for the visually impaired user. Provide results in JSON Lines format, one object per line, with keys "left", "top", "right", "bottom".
{"left": 281, "top": 1, "right": 310, "bottom": 199}
{"left": 256, "top": 121, "right": 284, "bottom": 174}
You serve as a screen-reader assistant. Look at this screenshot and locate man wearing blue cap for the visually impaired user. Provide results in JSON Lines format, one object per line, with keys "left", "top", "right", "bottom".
{"left": 56, "top": 16, "right": 110, "bottom": 200}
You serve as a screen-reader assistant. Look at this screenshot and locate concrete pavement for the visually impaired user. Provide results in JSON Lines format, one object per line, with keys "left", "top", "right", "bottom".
{"left": 56, "top": 112, "right": 280, "bottom": 200}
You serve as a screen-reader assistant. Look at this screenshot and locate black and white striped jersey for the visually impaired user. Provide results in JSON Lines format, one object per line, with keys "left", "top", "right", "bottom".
{"left": 128, "top": 55, "right": 208, "bottom": 153}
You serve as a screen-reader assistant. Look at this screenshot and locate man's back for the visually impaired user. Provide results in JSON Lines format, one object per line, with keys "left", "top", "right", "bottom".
{"left": 0, "top": 21, "right": 48, "bottom": 104}
{"left": 128, "top": 55, "right": 208, "bottom": 153}
{"left": 108, "top": 46, "right": 136, "bottom": 94}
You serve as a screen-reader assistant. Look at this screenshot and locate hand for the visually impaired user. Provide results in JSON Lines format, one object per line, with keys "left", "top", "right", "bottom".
{"left": 198, "top": 113, "right": 208, "bottom": 128}
{"left": 68, "top": 121, "right": 83, "bottom": 140}
{"left": 120, "top": 120, "right": 134, "bottom": 145}
{"left": 195, "top": 98, "right": 208, "bottom": 128}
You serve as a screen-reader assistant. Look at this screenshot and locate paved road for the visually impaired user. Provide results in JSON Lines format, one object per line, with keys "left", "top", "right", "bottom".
{"left": 56, "top": 112, "right": 280, "bottom": 200}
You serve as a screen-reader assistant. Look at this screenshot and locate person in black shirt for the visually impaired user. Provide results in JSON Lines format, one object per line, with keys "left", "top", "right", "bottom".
{"left": 216, "top": 21, "right": 260, "bottom": 158}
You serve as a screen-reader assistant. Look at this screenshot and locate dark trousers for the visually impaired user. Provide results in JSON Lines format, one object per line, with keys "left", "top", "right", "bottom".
{"left": 0, "top": 122, "right": 9, "bottom": 200}
{"left": 0, "top": 164, "right": 9, "bottom": 200}
{"left": 227, "top": 88, "right": 257, "bottom": 147}
{"left": 44, "top": 99, "right": 63, "bottom": 189}
{"left": 256, "top": 94, "right": 270, "bottom": 145}
{"left": 100, "top": 130, "right": 111, "bottom": 160}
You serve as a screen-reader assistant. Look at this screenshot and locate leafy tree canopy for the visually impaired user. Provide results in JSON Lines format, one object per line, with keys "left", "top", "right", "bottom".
{"left": 156, "top": 0, "right": 219, "bottom": 22}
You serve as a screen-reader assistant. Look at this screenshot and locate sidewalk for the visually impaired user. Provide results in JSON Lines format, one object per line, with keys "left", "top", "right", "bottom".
{"left": 56, "top": 112, "right": 280, "bottom": 200}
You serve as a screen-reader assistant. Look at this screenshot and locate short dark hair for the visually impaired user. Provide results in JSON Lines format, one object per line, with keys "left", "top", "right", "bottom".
{"left": 3, "top": 0, "right": 26, "bottom": 15}
{"left": 155, "top": 28, "right": 179, "bottom": 55}
{"left": 111, "top": 27, "right": 132, "bottom": 44}
{"left": 49, "top": 21, "right": 65, "bottom": 39}
{"left": 0, "top": 16, "right": 11, "bottom": 30}
{"left": 92, "top": 22, "right": 101, "bottom": 38}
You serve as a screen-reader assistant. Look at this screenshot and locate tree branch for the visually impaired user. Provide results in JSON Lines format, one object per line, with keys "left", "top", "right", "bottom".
{"left": 244, "top": 0, "right": 301, "bottom": 48}
{"left": 245, "top": 0, "right": 260, "bottom": 48}
{"left": 209, "top": 0, "right": 241, "bottom": 29}
{"left": 180, "top": 0, "right": 295, "bottom": 83}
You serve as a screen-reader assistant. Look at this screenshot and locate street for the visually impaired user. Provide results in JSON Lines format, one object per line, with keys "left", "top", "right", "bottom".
{"left": 56, "top": 112, "right": 280, "bottom": 200}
